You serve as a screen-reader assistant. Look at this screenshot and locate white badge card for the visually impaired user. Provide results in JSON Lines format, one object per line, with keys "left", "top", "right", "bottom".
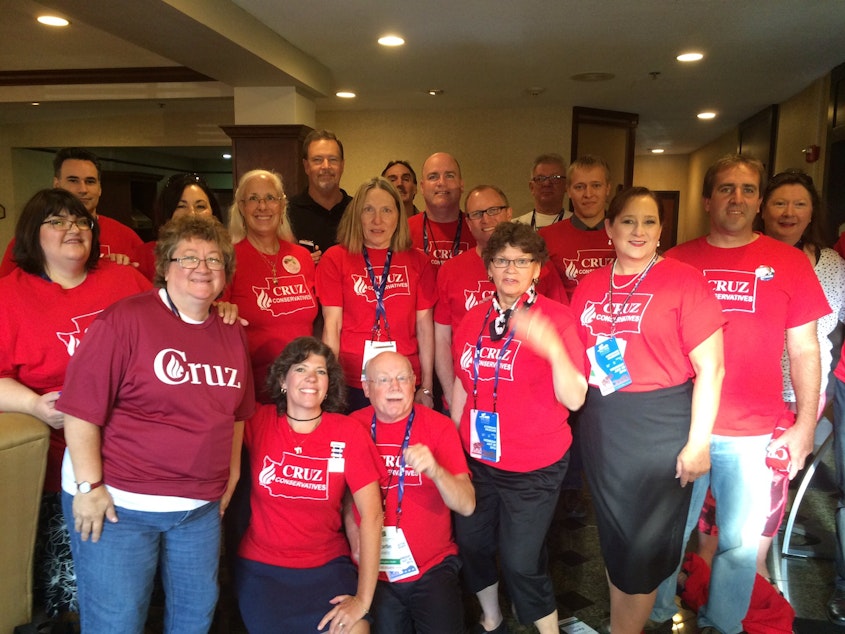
{"left": 361, "top": 340, "right": 398, "bottom": 381}
{"left": 587, "top": 336, "right": 632, "bottom": 396}
{"left": 380, "top": 526, "right": 419, "bottom": 582}
{"left": 470, "top": 409, "right": 501, "bottom": 463}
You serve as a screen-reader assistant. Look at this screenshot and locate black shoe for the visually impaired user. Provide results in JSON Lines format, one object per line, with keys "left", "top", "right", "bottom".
{"left": 471, "top": 620, "right": 510, "bottom": 634}
{"left": 828, "top": 588, "right": 845, "bottom": 625}
{"left": 643, "top": 618, "right": 673, "bottom": 633}
{"left": 561, "top": 489, "right": 587, "bottom": 519}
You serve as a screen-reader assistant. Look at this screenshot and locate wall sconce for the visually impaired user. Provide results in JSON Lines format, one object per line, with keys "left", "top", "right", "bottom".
{"left": 803, "top": 145, "right": 820, "bottom": 163}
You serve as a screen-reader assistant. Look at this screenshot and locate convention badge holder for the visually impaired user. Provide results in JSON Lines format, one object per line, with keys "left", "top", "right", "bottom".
{"left": 470, "top": 409, "right": 501, "bottom": 462}
{"left": 587, "top": 336, "right": 632, "bottom": 396}
{"left": 380, "top": 526, "right": 419, "bottom": 582}
{"left": 361, "top": 340, "right": 397, "bottom": 381}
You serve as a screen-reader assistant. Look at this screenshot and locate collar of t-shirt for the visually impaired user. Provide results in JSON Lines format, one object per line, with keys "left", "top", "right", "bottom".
{"left": 570, "top": 215, "right": 605, "bottom": 231}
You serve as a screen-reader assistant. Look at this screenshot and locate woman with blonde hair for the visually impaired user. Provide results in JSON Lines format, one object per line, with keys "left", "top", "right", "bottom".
{"left": 316, "top": 177, "right": 436, "bottom": 411}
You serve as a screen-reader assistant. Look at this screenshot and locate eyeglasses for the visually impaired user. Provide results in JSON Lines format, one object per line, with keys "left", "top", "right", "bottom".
{"left": 490, "top": 256, "right": 536, "bottom": 269}
{"left": 41, "top": 217, "right": 94, "bottom": 231}
{"left": 465, "top": 206, "right": 507, "bottom": 221}
{"left": 366, "top": 374, "right": 414, "bottom": 387}
{"left": 531, "top": 175, "right": 564, "bottom": 184}
{"left": 169, "top": 256, "right": 225, "bottom": 271}
{"left": 243, "top": 194, "right": 281, "bottom": 206}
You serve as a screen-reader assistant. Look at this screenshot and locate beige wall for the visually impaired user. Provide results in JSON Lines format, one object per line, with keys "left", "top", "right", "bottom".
{"left": 318, "top": 106, "right": 573, "bottom": 215}
{"left": 774, "top": 76, "right": 829, "bottom": 186}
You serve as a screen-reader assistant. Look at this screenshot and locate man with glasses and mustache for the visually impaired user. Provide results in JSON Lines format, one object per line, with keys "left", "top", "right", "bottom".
{"left": 348, "top": 350, "right": 474, "bottom": 634}
{"left": 288, "top": 129, "right": 352, "bottom": 265}
{"left": 513, "top": 153, "right": 571, "bottom": 230}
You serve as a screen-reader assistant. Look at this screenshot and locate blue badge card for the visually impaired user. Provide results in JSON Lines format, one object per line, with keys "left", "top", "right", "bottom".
{"left": 470, "top": 409, "right": 500, "bottom": 462}
{"left": 587, "top": 336, "right": 632, "bottom": 395}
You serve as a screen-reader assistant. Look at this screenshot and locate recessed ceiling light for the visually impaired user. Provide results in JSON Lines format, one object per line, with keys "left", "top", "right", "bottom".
{"left": 222, "top": 153, "right": 232, "bottom": 160}
{"left": 650, "top": 148, "right": 665, "bottom": 154}
{"left": 336, "top": 91, "right": 356, "bottom": 99}
{"left": 37, "top": 15, "right": 69, "bottom": 27}
{"left": 378, "top": 35, "right": 405, "bottom": 47}
{"left": 677, "top": 52, "right": 704, "bottom": 62}
{"left": 428, "top": 89, "right": 444, "bottom": 96}
{"left": 570, "top": 72, "right": 615, "bottom": 82}
{"left": 697, "top": 111, "right": 717, "bottom": 120}
{"left": 31, "top": 102, "right": 40, "bottom": 106}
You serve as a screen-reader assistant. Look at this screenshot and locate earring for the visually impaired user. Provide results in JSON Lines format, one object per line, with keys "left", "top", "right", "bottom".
{"left": 488, "top": 275, "right": 493, "bottom": 282}
{"left": 657, "top": 240, "right": 661, "bottom": 247}
{"left": 533, "top": 277, "right": 539, "bottom": 284}
{"left": 281, "top": 385, "right": 287, "bottom": 394}
{"left": 608, "top": 238, "right": 612, "bottom": 246}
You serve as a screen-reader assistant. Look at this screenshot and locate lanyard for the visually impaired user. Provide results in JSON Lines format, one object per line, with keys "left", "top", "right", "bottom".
{"left": 363, "top": 247, "right": 393, "bottom": 339}
{"left": 607, "top": 254, "right": 657, "bottom": 336}
{"left": 422, "top": 213, "right": 462, "bottom": 257}
{"left": 530, "top": 208, "right": 565, "bottom": 231}
{"left": 472, "top": 303, "right": 516, "bottom": 412}
{"left": 371, "top": 408, "right": 415, "bottom": 526}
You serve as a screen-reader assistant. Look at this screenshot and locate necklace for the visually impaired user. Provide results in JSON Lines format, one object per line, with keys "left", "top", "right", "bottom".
{"left": 249, "top": 238, "right": 281, "bottom": 285}
{"left": 286, "top": 413, "right": 322, "bottom": 455}
{"left": 611, "top": 253, "right": 658, "bottom": 289}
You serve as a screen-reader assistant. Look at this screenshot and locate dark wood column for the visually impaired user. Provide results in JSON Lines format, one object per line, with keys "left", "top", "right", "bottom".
{"left": 220, "top": 124, "right": 313, "bottom": 197}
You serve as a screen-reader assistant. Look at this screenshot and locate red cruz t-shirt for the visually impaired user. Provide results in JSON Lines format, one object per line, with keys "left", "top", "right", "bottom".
{"left": 408, "top": 214, "right": 476, "bottom": 268}
{"left": 350, "top": 405, "right": 469, "bottom": 582}
{"left": 668, "top": 234, "right": 830, "bottom": 436}
{"left": 570, "top": 258, "right": 725, "bottom": 392}
{"left": 539, "top": 218, "right": 615, "bottom": 302}
{"left": 316, "top": 246, "right": 437, "bottom": 389}
{"left": 239, "top": 408, "right": 384, "bottom": 569}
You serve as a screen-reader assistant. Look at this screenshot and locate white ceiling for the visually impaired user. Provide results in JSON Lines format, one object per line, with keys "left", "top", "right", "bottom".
{"left": 4, "top": 0, "right": 845, "bottom": 155}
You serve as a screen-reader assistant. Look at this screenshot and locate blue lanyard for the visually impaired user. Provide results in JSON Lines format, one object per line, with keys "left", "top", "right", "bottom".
{"left": 371, "top": 408, "right": 415, "bottom": 526}
{"left": 607, "top": 254, "right": 657, "bottom": 337}
{"left": 362, "top": 247, "right": 393, "bottom": 339}
{"left": 422, "top": 213, "right": 463, "bottom": 257}
{"left": 471, "top": 304, "right": 516, "bottom": 412}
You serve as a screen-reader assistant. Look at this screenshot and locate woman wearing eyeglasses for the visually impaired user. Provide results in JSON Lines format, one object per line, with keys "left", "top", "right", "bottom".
{"left": 134, "top": 172, "right": 224, "bottom": 281}
{"left": 224, "top": 169, "right": 318, "bottom": 402}
{"left": 569, "top": 187, "right": 724, "bottom": 634}
{"left": 57, "top": 214, "right": 254, "bottom": 632}
{"left": 0, "top": 189, "right": 151, "bottom": 623}
{"left": 450, "top": 221, "right": 587, "bottom": 634}
{"left": 316, "top": 177, "right": 436, "bottom": 412}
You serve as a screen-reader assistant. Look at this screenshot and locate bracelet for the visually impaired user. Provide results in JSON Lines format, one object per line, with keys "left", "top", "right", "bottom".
{"left": 352, "top": 595, "right": 369, "bottom": 615}
{"left": 418, "top": 387, "right": 433, "bottom": 396}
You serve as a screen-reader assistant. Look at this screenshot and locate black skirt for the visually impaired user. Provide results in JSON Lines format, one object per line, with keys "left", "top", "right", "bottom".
{"left": 580, "top": 382, "right": 694, "bottom": 594}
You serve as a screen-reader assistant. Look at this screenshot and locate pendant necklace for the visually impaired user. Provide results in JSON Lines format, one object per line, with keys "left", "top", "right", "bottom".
{"left": 286, "top": 412, "right": 322, "bottom": 454}
{"left": 250, "top": 238, "right": 280, "bottom": 286}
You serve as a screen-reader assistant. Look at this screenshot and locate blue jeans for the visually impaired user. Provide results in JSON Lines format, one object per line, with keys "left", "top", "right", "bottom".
{"left": 651, "top": 434, "right": 771, "bottom": 634}
{"left": 833, "top": 377, "right": 845, "bottom": 589}
{"left": 62, "top": 492, "right": 221, "bottom": 634}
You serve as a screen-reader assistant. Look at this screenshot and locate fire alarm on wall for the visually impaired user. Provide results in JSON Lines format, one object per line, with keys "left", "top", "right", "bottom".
{"left": 803, "top": 145, "right": 820, "bottom": 163}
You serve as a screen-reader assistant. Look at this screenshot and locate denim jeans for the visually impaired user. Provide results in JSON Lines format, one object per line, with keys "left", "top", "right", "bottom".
{"left": 650, "top": 434, "right": 771, "bottom": 634}
{"left": 833, "top": 377, "right": 845, "bottom": 589}
{"left": 62, "top": 492, "right": 221, "bottom": 634}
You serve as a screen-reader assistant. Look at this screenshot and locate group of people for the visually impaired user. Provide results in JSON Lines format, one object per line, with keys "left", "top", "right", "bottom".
{"left": 1, "top": 137, "right": 842, "bottom": 634}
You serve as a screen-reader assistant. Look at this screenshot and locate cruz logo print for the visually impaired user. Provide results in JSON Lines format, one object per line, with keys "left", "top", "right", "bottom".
{"left": 579, "top": 292, "right": 652, "bottom": 336}
{"left": 701, "top": 269, "right": 757, "bottom": 313}
{"left": 377, "top": 444, "right": 423, "bottom": 489}
{"left": 252, "top": 273, "right": 316, "bottom": 317}
{"left": 153, "top": 348, "right": 241, "bottom": 388}
{"left": 464, "top": 281, "right": 495, "bottom": 312}
{"left": 459, "top": 338, "right": 520, "bottom": 381}
{"left": 56, "top": 310, "right": 102, "bottom": 356}
{"left": 351, "top": 265, "right": 411, "bottom": 301}
{"left": 259, "top": 453, "right": 329, "bottom": 500}
{"left": 562, "top": 249, "right": 615, "bottom": 281}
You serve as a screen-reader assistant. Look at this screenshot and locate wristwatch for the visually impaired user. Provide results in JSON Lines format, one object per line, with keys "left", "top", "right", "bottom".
{"left": 419, "top": 388, "right": 433, "bottom": 397}
{"left": 76, "top": 479, "right": 104, "bottom": 494}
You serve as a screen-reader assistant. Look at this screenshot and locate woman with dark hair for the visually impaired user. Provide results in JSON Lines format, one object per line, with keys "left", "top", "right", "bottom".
{"left": 451, "top": 221, "right": 587, "bottom": 634}
{"left": 570, "top": 187, "right": 724, "bottom": 634}
{"left": 58, "top": 214, "right": 254, "bottom": 632}
{"left": 316, "top": 177, "right": 436, "bottom": 411}
{"left": 0, "top": 188, "right": 150, "bottom": 622}
{"left": 135, "top": 172, "right": 223, "bottom": 280}
{"left": 223, "top": 169, "right": 318, "bottom": 401}
{"left": 235, "top": 336, "right": 383, "bottom": 634}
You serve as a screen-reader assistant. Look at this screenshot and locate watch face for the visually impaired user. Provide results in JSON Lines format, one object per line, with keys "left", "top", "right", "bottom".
{"left": 78, "top": 482, "right": 92, "bottom": 493}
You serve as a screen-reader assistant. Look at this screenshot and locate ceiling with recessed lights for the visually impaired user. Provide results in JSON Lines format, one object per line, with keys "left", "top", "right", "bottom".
{"left": 3, "top": 0, "right": 845, "bottom": 155}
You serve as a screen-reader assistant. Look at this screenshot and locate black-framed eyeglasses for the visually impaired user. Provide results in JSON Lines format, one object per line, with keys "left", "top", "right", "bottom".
{"left": 490, "top": 256, "right": 536, "bottom": 269}
{"left": 531, "top": 175, "right": 564, "bottom": 184}
{"left": 169, "top": 256, "right": 225, "bottom": 271}
{"left": 465, "top": 206, "right": 507, "bottom": 221}
{"left": 41, "top": 217, "right": 94, "bottom": 231}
